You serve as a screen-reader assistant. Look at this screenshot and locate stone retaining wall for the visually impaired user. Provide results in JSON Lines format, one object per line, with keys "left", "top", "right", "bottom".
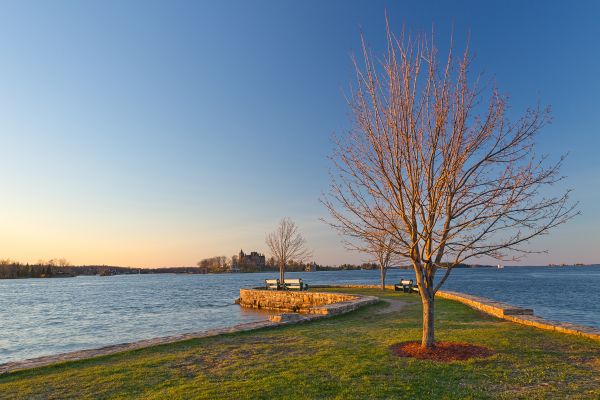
{"left": 437, "top": 291, "right": 533, "bottom": 318}
{"left": 314, "top": 285, "right": 600, "bottom": 341}
{"left": 237, "top": 288, "right": 378, "bottom": 315}
{"left": 311, "top": 285, "right": 600, "bottom": 341}
{"left": 437, "top": 290, "right": 600, "bottom": 341}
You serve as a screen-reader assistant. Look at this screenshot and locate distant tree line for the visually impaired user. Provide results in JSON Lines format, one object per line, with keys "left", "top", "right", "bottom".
{"left": 0, "top": 259, "right": 77, "bottom": 279}
{"left": 0, "top": 258, "right": 212, "bottom": 279}
{"left": 195, "top": 254, "right": 389, "bottom": 274}
{"left": 1, "top": 257, "right": 419, "bottom": 279}
{"left": 196, "top": 254, "right": 322, "bottom": 274}
{"left": 197, "top": 256, "right": 230, "bottom": 273}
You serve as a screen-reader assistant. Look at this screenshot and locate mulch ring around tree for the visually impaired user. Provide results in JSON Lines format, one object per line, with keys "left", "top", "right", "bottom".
{"left": 390, "top": 341, "right": 495, "bottom": 362}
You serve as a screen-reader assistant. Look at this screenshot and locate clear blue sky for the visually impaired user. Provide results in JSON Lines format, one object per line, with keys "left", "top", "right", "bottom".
{"left": 0, "top": 0, "right": 598, "bottom": 267}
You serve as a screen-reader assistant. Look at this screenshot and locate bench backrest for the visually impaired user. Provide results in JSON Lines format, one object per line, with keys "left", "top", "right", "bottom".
{"left": 265, "top": 279, "right": 279, "bottom": 288}
{"left": 284, "top": 278, "right": 302, "bottom": 285}
{"left": 400, "top": 279, "right": 413, "bottom": 285}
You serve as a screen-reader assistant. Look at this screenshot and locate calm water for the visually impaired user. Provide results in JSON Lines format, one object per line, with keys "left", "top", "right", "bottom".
{"left": 0, "top": 266, "right": 599, "bottom": 363}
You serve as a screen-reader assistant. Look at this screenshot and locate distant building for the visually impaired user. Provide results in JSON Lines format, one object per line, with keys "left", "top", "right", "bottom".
{"left": 230, "top": 262, "right": 240, "bottom": 273}
{"left": 237, "top": 249, "right": 266, "bottom": 270}
{"left": 197, "top": 266, "right": 209, "bottom": 274}
{"left": 305, "top": 262, "right": 317, "bottom": 272}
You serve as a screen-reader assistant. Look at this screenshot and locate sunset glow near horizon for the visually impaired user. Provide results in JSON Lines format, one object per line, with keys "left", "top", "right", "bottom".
{"left": 1, "top": 1, "right": 599, "bottom": 267}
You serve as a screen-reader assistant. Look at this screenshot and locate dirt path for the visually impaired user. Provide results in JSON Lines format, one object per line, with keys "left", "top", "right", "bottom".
{"left": 374, "top": 299, "right": 408, "bottom": 314}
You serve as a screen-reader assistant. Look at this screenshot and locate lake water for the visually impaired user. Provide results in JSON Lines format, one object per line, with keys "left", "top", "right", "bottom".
{"left": 0, "top": 266, "right": 599, "bottom": 363}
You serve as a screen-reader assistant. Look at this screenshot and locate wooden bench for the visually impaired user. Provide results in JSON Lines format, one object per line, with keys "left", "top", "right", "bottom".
{"left": 394, "top": 279, "right": 416, "bottom": 293}
{"left": 283, "top": 278, "right": 308, "bottom": 291}
{"left": 264, "top": 279, "right": 280, "bottom": 290}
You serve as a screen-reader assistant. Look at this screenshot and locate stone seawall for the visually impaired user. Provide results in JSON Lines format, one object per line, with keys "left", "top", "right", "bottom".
{"left": 309, "top": 285, "right": 600, "bottom": 341}
{"left": 238, "top": 288, "right": 378, "bottom": 315}
{"left": 437, "top": 291, "right": 533, "bottom": 318}
{"left": 437, "top": 290, "right": 600, "bottom": 341}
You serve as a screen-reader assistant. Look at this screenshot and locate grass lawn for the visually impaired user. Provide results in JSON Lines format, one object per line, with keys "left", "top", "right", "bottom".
{"left": 1, "top": 288, "right": 599, "bottom": 399}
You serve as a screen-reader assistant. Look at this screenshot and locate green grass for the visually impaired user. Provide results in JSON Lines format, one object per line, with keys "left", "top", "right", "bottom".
{"left": 1, "top": 288, "right": 599, "bottom": 399}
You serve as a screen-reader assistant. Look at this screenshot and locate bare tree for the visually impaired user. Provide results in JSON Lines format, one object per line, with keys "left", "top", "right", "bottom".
{"left": 197, "top": 256, "right": 229, "bottom": 272}
{"left": 265, "top": 218, "right": 312, "bottom": 283}
{"left": 57, "top": 258, "right": 71, "bottom": 267}
{"left": 324, "top": 20, "right": 576, "bottom": 349}
{"left": 367, "top": 234, "right": 396, "bottom": 290}
{"left": 355, "top": 232, "right": 395, "bottom": 290}
{"left": 329, "top": 210, "right": 397, "bottom": 290}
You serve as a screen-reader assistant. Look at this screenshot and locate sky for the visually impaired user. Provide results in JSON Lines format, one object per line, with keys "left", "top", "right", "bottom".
{"left": 0, "top": 0, "right": 598, "bottom": 267}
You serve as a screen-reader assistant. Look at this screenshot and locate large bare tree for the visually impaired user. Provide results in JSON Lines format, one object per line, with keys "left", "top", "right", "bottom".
{"left": 325, "top": 22, "right": 576, "bottom": 348}
{"left": 266, "top": 218, "right": 312, "bottom": 283}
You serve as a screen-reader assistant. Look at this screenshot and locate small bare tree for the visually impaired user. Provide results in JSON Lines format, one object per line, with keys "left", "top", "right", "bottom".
{"left": 325, "top": 20, "right": 576, "bottom": 349}
{"left": 328, "top": 210, "right": 397, "bottom": 290}
{"left": 368, "top": 234, "right": 395, "bottom": 290}
{"left": 266, "top": 218, "right": 312, "bottom": 283}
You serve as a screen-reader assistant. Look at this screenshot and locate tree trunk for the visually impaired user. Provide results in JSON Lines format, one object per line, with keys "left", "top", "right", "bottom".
{"left": 421, "top": 295, "right": 435, "bottom": 348}
{"left": 380, "top": 267, "right": 386, "bottom": 290}
{"left": 279, "top": 263, "right": 285, "bottom": 286}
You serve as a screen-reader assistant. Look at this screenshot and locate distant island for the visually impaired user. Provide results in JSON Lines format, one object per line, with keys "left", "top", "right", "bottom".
{"left": 0, "top": 259, "right": 215, "bottom": 279}
{"left": 0, "top": 256, "right": 370, "bottom": 279}
{"left": 0, "top": 255, "right": 503, "bottom": 280}
{"left": 548, "top": 263, "right": 599, "bottom": 267}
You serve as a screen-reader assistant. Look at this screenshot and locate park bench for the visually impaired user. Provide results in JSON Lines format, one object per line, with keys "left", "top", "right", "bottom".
{"left": 264, "top": 279, "right": 280, "bottom": 290}
{"left": 283, "top": 278, "right": 308, "bottom": 291}
{"left": 394, "top": 278, "right": 417, "bottom": 293}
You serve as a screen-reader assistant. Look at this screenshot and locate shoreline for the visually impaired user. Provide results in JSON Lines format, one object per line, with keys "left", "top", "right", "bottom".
{"left": 323, "top": 285, "right": 600, "bottom": 340}
{"left": 0, "top": 290, "right": 378, "bottom": 374}
{"left": 2, "top": 264, "right": 599, "bottom": 280}
{"left": 2, "top": 286, "right": 599, "bottom": 375}
{"left": 0, "top": 319, "right": 276, "bottom": 375}
{"left": 436, "top": 290, "right": 600, "bottom": 341}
